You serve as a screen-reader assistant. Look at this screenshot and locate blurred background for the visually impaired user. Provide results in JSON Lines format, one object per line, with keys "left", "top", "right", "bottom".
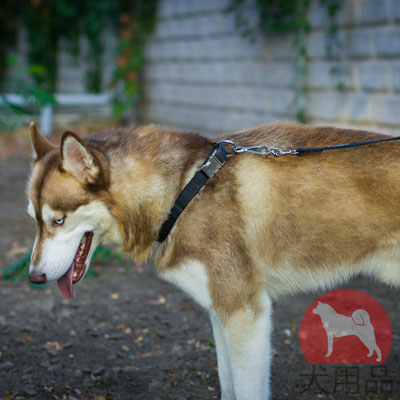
{"left": 1, "top": 1, "right": 400, "bottom": 399}
{"left": 1, "top": 0, "right": 400, "bottom": 140}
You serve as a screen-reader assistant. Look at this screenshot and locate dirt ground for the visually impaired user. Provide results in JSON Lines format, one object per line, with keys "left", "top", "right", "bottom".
{"left": 0, "top": 153, "right": 399, "bottom": 400}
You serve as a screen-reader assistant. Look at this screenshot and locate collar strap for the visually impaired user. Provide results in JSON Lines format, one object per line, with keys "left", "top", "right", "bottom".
{"left": 157, "top": 142, "right": 227, "bottom": 243}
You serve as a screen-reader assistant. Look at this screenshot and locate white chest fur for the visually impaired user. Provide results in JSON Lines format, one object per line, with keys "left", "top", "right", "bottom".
{"left": 160, "top": 260, "right": 212, "bottom": 310}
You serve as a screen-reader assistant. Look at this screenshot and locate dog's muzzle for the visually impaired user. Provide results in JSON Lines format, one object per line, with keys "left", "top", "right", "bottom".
{"left": 29, "top": 270, "right": 47, "bottom": 284}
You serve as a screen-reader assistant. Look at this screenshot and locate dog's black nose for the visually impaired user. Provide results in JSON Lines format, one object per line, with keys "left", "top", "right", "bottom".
{"left": 29, "top": 270, "right": 47, "bottom": 284}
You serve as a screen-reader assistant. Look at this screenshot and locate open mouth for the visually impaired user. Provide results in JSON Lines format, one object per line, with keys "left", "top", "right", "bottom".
{"left": 57, "top": 232, "right": 93, "bottom": 298}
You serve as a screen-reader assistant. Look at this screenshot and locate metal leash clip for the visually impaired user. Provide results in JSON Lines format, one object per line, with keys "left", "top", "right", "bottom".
{"left": 216, "top": 140, "right": 298, "bottom": 157}
{"left": 269, "top": 148, "right": 299, "bottom": 156}
{"left": 234, "top": 144, "right": 272, "bottom": 156}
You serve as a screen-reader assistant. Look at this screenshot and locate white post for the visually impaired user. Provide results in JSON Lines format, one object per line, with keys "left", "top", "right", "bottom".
{"left": 40, "top": 105, "right": 53, "bottom": 137}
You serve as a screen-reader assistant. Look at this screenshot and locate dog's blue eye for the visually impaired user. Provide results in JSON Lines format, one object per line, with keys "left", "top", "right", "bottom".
{"left": 54, "top": 218, "right": 64, "bottom": 226}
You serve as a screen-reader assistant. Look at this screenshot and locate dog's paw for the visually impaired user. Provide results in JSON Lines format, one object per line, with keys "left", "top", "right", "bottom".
{"left": 325, "top": 353, "right": 331, "bottom": 358}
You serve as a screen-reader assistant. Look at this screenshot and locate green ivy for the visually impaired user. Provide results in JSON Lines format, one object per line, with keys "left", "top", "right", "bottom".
{"left": 0, "top": 0, "right": 19, "bottom": 84}
{"left": 112, "top": 1, "right": 158, "bottom": 117}
{"left": 0, "top": 56, "right": 57, "bottom": 132}
{"left": 0, "top": 246, "right": 122, "bottom": 285}
{"left": 0, "top": 0, "right": 157, "bottom": 114}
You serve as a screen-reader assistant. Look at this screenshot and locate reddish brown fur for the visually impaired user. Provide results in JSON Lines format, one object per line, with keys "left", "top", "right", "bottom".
{"left": 29, "top": 122, "right": 400, "bottom": 320}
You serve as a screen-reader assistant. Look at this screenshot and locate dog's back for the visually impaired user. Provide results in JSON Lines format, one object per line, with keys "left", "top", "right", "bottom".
{"left": 157, "top": 123, "right": 400, "bottom": 313}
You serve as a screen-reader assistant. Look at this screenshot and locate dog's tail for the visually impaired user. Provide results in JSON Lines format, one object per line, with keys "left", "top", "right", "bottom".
{"left": 351, "top": 309, "right": 370, "bottom": 326}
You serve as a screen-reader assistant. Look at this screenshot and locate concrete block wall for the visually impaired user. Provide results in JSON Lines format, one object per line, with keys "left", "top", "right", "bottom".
{"left": 141, "top": 0, "right": 400, "bottom": 136}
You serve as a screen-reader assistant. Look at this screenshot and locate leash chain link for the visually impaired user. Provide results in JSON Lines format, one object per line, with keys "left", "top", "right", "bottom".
{"left": 216, "top": 140, "right": 298, "bottom": 157}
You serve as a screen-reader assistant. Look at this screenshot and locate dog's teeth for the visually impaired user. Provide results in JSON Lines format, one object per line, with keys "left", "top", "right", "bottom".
{"left": 82, "top": 236, "right": 86, "bottom": 244}
{"left": 73, "top": 272, "right": 77, "bottom": 279}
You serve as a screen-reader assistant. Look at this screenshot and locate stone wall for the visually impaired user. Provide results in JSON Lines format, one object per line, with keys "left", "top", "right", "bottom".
{"left": 141, "top": 0, "right": 400, "bottom": 136}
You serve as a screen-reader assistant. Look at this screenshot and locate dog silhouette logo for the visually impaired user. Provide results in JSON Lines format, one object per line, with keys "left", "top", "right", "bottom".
{"left": 312, "top": 302, "right": 381, "bottom": 361}
{"left": 300, "top": 289, "right": 391, "bottom": 363}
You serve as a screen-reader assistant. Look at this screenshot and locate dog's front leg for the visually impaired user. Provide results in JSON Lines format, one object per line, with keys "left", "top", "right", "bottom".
{"left": 221, "top": 291, "right": 273, "bottom": 400}
{"left": 326, "top": 333, "right": 334, "bottom": 357}
{"left": 210, "top": 311, "right": 235, "bottom": 400}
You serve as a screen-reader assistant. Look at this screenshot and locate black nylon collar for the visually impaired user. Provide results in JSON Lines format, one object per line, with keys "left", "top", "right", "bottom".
{"left": 157, "top": 142, "right": 227, "bottom": 243}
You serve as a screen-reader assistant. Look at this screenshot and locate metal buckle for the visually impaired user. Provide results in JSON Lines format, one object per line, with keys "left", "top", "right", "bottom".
{"left": 200, "top": 144, "right": 227, "bottom": 179}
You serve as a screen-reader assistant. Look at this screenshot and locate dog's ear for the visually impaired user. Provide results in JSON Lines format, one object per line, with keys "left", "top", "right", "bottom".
{"left": 30, "top": 122, "right": 56, "bottom": 161}
{"left": 60, "top": 131, "right": 101, "bottom": 184}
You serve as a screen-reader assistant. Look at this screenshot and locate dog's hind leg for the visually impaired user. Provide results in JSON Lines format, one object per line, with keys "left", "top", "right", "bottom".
{"left": 222, "top": 291, "right": 273, "bottom": 400}
{"left": 210, "top": 312, "right": 235, "bottom": 400}
{"left": 374, "top": 344, "right": 382, "bottom": 362}
{"left": 360, "top": 332, "right": 382, "bottom": 362}
{"left": 363, "top": 341, "right": 382, "bottom": 362}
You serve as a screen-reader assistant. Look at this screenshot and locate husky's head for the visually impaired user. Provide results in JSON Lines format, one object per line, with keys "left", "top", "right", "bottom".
{"left": 27, "top": 123, "right": 121, "bottom": 298}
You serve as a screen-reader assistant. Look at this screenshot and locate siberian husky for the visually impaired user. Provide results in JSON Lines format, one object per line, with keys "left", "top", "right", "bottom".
{"left": 27, "top": 122, "right": 400, "bottom": 400}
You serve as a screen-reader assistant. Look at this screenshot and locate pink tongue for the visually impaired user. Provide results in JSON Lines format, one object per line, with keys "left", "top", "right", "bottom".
{"left": 57, "top": 264, "right": 74, "bottom": 298}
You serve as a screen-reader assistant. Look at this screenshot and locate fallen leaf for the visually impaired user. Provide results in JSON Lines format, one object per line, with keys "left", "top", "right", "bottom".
{"left": 157, "top": 295, "right": 166, "bottom": 304}
{"left": 180, "top": 305, "right": 194, "bottom": 311}
{"left": 125, "top": 365, "right": 139, "bottom": 371}
{"left": 148, "top": 295, "right": 166, "bottom": 305}
{"left": 133, "top": 263, "right": 143, "bottom": 273}
{"left": 291, "top": 322, "right": 296, "bottom": 332}
{"left": 208, "top": 386, "right": 216, "bottom": 391}
{"left": 43, "top": 341, "right": 63, "bottom": 351}
{"left": 44, "top": 386, "right": 54, "bottom": 393}
{"left": 117, "top": 324, "right": 132, "bottom": 334}
{"left": 283, "top": 328, "right": 291, "bottom": 337}
{"left": 138, "top": 352, "right": 153, "bottom": 358}
{"left": 7, "top": 242, "right": 29, "bottom": 257}
{"left": 110, "top": 293, "right": 120, "bottom": 300}
{"left": 122, "top": 345, "right": 130, "bottom": 352}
